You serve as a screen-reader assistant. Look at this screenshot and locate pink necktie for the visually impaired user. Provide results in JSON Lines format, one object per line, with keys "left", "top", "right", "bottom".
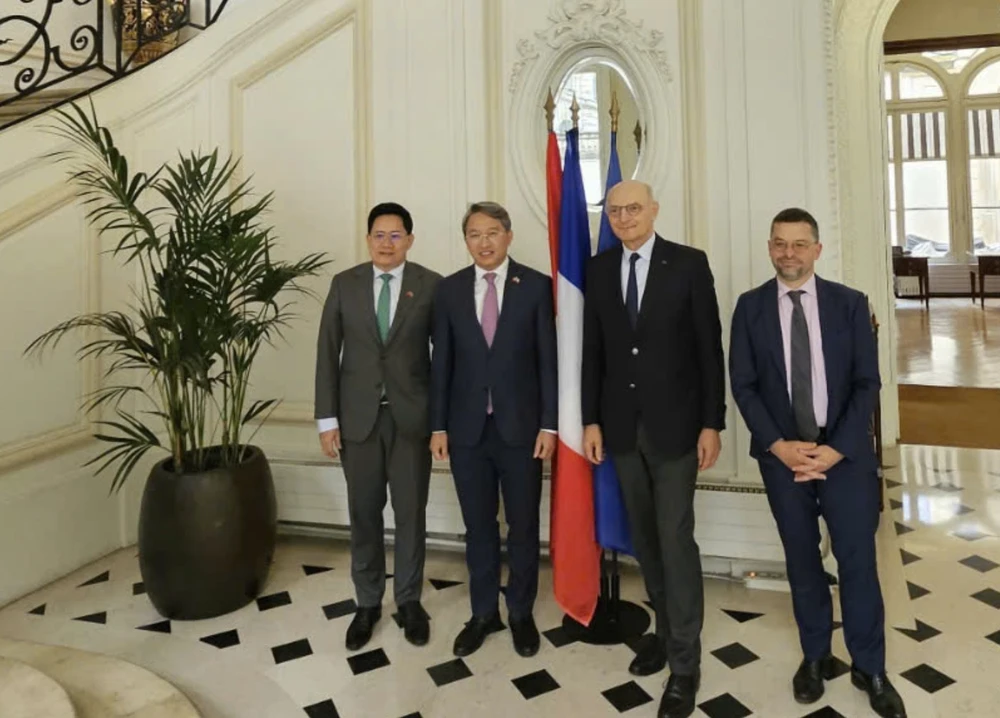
{"left": 482, "top": 272, "right": 498, "bottom": 413}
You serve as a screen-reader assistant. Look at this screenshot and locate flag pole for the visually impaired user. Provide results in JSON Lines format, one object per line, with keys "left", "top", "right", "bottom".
{"left": 561, "top": 88, "right": 650, "bottom": 646}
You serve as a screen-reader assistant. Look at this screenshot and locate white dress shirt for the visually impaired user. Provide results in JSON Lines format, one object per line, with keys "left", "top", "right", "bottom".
{"left": 776, "top": 274, "right": 829, "bottom": 428}
{"left": 620, "top": 233, "right": 655, "bottom": 309}
{"left": 317, "top": 262, "right": 406, "bottom": 434}
{"left": 474, "top": 256, "right": 509, "bottom": 320}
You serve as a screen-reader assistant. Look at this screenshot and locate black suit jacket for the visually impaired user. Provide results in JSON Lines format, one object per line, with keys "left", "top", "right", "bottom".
{"left": 430, "top": 258, "right": 557, "bottom": 448}
{"left": 581, "top": 236, "right": 726, "bottom": 456}
{"left": 728, "top": 276, "right": 880, "bottom": 472}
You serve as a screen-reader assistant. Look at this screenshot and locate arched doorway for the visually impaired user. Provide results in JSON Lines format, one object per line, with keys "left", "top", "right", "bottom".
{"left": 834, "top": 0, "right": 904, "bottom": 445}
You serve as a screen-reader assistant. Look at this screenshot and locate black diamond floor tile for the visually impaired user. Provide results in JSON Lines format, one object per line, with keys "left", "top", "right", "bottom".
{"left": 427, "top": 658, "right": 472, "bottom": 687}
{"left": 399, "top": 714, "right": 422, "bottom": 718}
{"left": 832, "top": 620, "right": 843, "bottom": 631}
{"left": 201, "top": 629, "right": 240, "bottom": 649}
{"left": 801, "top": 707, "right": 847, "bottom": 717}
{"left": 602, "top": 680, "right": 653, "bottom": 712}
{"left": 900, "top": 663, "right": 956, "bottom": 693}
{"left": 304, "top": 699, "right": 340, "bottom": 718}
{"left": 542, "top": 625, "right": 577, "bottom": 648}
{"left": 889, "top": 498, "right": 903, "bottom": 510}
{"left": 936, "top": 483, "right": 963, "bottom": 492}
{"left": 78, "top": 571, "right": 110, "bottom": 587}
{"left": 722, "top": 609, "right": 763, "bottom": 623}
{"left": 392, "top": 602, "right": 430, "bottom": 627}
{"left": 972, "top": 587, "right": 1000, "bottom": 609}
{"left": 272, "top": 638, "right": 313, "bottom": 665}
{"left": 956, "top": 504, "right": 975, "bottom": 515}
{"left": 960, "top": 554, "right": 999, "bottom": 573}
{"left": 303, "top": 565, "right": 333, "bottom": 576}
{"left": 323, "top": 599, "right": 357, "bottom": 620}
{"left": 895, "top": 619, "right": 941, "bottom": 642}
{"left": 132, "top": 582, "right": 145, "bottom": 596}
{"left": 256, "top": 591, "right": 292, "bottom": 611}
{"left": 698, "top": 692, "right": 753, "bottom": 718}
{"left": 710, "top": 642, "right": 760, "bottom": 669}
{"left": 907, "top": 581, "right": 931, "bottom": 600}
{"left": 952, "top": 526, "right": 989, "bottom": 541}
{"left": 73, "top": 611, "right": 106, "bottom": 625}
{"left": 986, "top": 629, "right": 1000, "bottom": 646}
{"left": 512, "top": 669, "right": 560, "bottom": 700}
{"left": 28, "top": 604, "right": 45, "bottom": 616}
{"left": 348, "top": 648, "right": 390, "bottom": 675}
{"left": 900, "top": 549, "right": 921, "bottom": 566}
{"left": 895, "top": 521, "right": 914, "bottom": 536}
{"left": 138, "top": 620, "right": 171, "bottom": 634}
{"left": 826, "top": 655, "right": 851, "bottom": 679}
{"left": 885, "top": 478, "right": 902, "bottom": 489}
{"left": 428, "top": 578, "right": 463, "bottom": 590}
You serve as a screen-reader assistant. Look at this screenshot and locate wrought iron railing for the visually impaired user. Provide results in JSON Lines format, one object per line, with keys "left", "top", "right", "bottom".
{"left": 0, "top": 0, "right": 229, "bottom": 131}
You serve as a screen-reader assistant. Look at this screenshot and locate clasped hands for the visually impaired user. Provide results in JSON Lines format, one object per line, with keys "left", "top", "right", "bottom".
{"left": 769, "top": 440, "right": 843, "bottom": 482}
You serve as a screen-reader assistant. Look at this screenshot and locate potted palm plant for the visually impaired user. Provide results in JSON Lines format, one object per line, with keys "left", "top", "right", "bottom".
{"left": 25, "top": 101, "right": 330, "bottom": 620}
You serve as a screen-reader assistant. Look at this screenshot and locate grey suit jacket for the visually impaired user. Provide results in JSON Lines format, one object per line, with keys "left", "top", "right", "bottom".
{"left": 314, "top": 261, "right": 442, "bottom": 443}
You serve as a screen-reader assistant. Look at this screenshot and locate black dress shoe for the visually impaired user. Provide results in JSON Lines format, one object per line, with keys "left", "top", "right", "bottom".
{"left": 510, "top": 615, "right": 540, "bottom": 657}
{"left": 793, "top": 654, "right": 839, "bottom": 704}
{"left": 629, "top": 634, "right": 667, "bottom": 676}
{"left": 453, "top": 613, "right": 504, "bottom": 657}
{"left": 345, "top": 606, "right": 381, "bottom": 651}
{"left": 398, "top": 601, "right": 429, "bottom": 647}
{"left": 851, "top": 666, "right": 907, "bottom": 718}
{"left": 658, "top": 672, "right": 700, "bottom": 718}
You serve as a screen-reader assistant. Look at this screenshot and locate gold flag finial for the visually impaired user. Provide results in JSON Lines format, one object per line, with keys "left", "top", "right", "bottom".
{"left": 544, "top": 89, "right": 556, "bottom": 132}
{"left": 571, "top": 93, "right": 580, "bottom": 128}
{"left": 634, "top": 119, "right": 643, "bottom": 154}
{"left": 610, "top": 90, "right": 621, "bottom": 133}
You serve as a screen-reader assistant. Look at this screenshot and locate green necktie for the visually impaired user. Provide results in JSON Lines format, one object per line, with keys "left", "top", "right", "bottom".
{"left": 376, "top": 273, "right": 393, "bottom": 341}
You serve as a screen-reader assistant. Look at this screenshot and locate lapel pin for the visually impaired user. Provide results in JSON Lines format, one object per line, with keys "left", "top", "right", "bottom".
{"left": 511, "top": 276, "right": 521, "bottom": 284}
{"left": 405, "top": 290, "right": 414, "bottom": 298}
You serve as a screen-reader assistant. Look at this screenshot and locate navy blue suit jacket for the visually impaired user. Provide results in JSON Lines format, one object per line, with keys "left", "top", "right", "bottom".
{"left": 429, "top": 258, "right": 557, "bottom": 448}
{"left": 728, "top": 275, "right": 881, "bottom": 471}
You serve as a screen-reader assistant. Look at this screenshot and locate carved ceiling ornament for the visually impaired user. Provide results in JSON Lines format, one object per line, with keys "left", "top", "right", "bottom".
{"left": 509, "top": 0, "right": 672, "bottom": 94}
{"left": 507, "top": 0, "right": 678, "bottom": 226}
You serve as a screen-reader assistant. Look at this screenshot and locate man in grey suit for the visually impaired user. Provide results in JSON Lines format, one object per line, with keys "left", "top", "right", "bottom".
{"left": 315, "top": 202, "right": 442, "bottom": 651}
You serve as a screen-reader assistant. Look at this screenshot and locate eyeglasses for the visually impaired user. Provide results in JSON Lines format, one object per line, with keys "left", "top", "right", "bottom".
{"left": 605, "top": 203, "right": 643, "bottom": 218}
{"left": 769, "top": 239, "right": 816, "bottom": 254}
{"left": 370, "top": 231, "right": 408, "bottom": 244}
{"left": 465, "top": 229, "right": 505, "bottom": 242}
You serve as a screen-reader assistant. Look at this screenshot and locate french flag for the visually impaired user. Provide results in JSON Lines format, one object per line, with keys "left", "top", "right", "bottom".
{"left": 548, "top": 126, "right": 601, "bottom": 626}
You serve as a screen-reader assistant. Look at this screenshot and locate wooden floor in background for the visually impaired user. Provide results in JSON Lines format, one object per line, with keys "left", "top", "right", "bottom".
{"left": 896, "top": 297, "right": 1000, "bottom": 449}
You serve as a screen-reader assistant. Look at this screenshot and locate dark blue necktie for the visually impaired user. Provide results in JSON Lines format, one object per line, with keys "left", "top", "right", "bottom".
{"left": 625, "top": 253, "right": 640, "bottom": 328}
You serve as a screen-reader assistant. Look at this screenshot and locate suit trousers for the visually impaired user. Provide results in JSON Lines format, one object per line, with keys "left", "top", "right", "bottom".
{"left": 611, "top": 424, "right": 703, "bottom": 674}
{"left": 449, "top": 417, "right": 542, "bottom": 621}
{"left": 759, "top": 457, "right": 885, "bottom": 676}
{"left": 341, "top": 405, "right": 431, "bottom": 608}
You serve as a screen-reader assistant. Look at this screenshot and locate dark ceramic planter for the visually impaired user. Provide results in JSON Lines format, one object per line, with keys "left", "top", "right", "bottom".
{"left": 138, "top": 444, "right": 277, "bottom": 620}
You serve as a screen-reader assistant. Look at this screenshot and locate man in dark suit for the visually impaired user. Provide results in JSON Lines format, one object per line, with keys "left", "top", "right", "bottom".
{"left": 429, "top": 201, "right": 557, "bottom": 659}
{"left": 314, "top": 202, "right": 441, "bottom": 651}
{"left": 728, "top": 207, "right": 905, "bottom": 718}
{"left": 582, "top": 180, "right": 725, "bottom": 718}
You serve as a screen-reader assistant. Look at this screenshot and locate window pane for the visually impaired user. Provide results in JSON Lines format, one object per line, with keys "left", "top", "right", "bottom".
{"left": 969, "top": 60, "right": 1000, "bottom": 96}
{"left": 901, "top": 161, "right": 950, "bottom": 257}
{"left": 554, "top": 71, "right": 602, "bottom": 205}
{"left": 885, "top": 71, "right": 893, "bottom": 101}
{"left": 923, "top": 48, "right": 985, "bottom": 75}
{"left": 898, "top": 64, "right": 944, "bottom": 100}
{"left": 969, "top": 158, "right": 1000, "bottom": 254}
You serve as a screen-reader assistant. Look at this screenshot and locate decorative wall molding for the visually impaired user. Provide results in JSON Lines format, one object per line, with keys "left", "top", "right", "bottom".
{"left": 508, "top": 0, "right": 672, "bottom": 94}
{"left": 506, "top": 0, "right": 680, "bottom": 227}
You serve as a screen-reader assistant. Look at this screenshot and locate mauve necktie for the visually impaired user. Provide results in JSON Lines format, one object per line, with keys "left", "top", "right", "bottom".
{"left": 788, "top": 290, "right": 819, "bottom": 441}
{"left": 625, "top": 253, "right": 640, "bottom": 328}
{"left": 482, "top": 272, "right": 498, "bottom": 413}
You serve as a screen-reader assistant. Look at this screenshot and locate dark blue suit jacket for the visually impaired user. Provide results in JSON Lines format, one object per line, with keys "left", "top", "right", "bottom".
{"left": 728, "top": 275, "right": 880, "bottom": 472}
{"left": 430, "top": 258, "right": 557, "bottom": 448}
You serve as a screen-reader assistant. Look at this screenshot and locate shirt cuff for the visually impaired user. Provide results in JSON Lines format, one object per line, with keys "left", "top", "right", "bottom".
{"left": 541, "top": 429, "right": 557, "bottom": 435}
{"left": 317, "top": 417, "right": 339, "bottom": 433}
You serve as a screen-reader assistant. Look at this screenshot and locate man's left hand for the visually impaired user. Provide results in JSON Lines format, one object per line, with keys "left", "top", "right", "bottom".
{"left": 534, "top": 431, "right": 556, "bottom": 460}
{"left": 697, "top": 429, "right": 721, "bottom": 471}
{"left": 801, "top": 445, "right": 844, "bottom": 472}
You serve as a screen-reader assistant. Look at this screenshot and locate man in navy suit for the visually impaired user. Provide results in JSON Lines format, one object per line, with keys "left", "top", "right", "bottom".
{"left": 728, "top": 208, "right": 905, "bottom": 718}
{"left": 429, "top": 201, "right": 557, "bottom": 659}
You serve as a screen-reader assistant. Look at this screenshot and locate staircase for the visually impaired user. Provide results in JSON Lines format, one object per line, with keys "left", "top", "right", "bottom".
{"left": 0, "top": 638, "right": 200, "bottom": 717}
{"left": 0, "top": 89, "right": 84, "bottom": 128}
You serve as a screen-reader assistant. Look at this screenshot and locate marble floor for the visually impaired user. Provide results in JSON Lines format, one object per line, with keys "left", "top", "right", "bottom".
{"left": 0, "top": 445, "right": 997, "bottom": 718}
